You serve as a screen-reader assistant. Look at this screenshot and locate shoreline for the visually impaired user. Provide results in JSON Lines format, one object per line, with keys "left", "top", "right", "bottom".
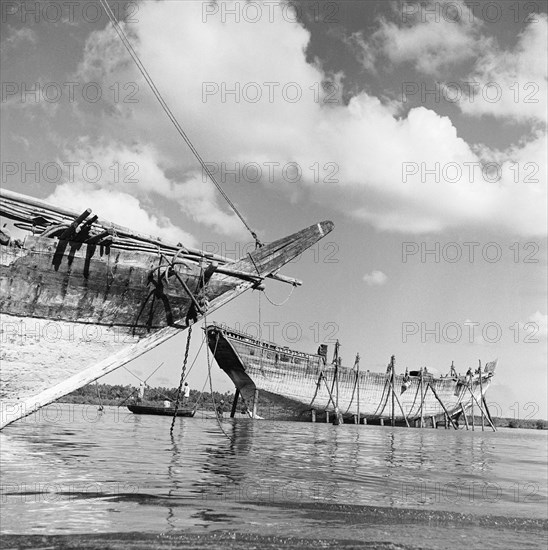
{"left": 56, "top": 399, "right": 547, "bottom": 430}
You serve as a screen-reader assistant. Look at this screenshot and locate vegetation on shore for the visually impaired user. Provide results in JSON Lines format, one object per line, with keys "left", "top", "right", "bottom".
{"left": 59, "top": 383, "right": 547, "bottom": 429}
{"left": 59, "top": 382, "right": 234, "bottom": 412}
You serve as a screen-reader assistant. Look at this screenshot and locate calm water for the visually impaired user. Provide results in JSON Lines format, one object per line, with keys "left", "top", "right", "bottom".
{"left": 1, "top": 404, "right": 546, "bottom": 549}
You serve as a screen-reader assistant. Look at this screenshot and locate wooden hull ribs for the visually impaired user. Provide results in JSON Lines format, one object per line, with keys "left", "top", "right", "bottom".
{"left": 0, "top": 188, "right": 334, "bottom": 428}
{"left": 206, "top": 324, "right": 497, "bottom": 425}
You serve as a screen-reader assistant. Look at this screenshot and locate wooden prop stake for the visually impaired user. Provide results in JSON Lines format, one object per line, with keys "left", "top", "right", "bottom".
{"left": 460, "top": 403, "right": 469, "bottom": 430}
{"left": 478, "top": 361, "right": 485, "bottom": 431}
{"left": 466, "top": 385, "right": 496, "bottom": 432}
{"left": 230, "top": 389, "right": 240, "bottom": 418}
{"left": 425, "top": 384, "right": 458, "bottom": 430}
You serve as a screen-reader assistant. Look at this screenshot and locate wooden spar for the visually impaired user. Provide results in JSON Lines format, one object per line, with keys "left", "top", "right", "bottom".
{"left": 466, "top": 385, "right": 496, "bottom": 431}
{"left": 470, "top": 373, "right": 475, "bottom": 431}
{"left": 151, "top": 259, "right": 263, "bottom": 287}
{"left": 230, "top": 388, "right": 240, "bottom": 418}
{"left": 391, "top": 382, "right": 410, "bottom": 428}
{"left": 478, "top": 361, "right": 485, "bottom": 431}
{"left": 384, "top": 355, "right": 410, "bottom": 428}
{"left": 426, "top": 384, "right": 458, "bottom": 430}
{"left": 390, "top": 356, "right": 396, "bottom": 427}
{"left": 482, "top": 395, "right": 494, "bottom": 425}
{"left": 326, "top": 341, "right": 342, "bottom": 425}
{"left": 58, "top": 209, "right": 91, "bottom": 240}
{"left": 320, "top": 373, "right": 338, "bottom": 413}
{"left": 0, "top": 188, "right": 304, "bottom": 287}
{"left": 87, "top": 228, "right": 114, "bottom": 244}
{"left": 460, "top": 403, "right": 469, "bottom": 430}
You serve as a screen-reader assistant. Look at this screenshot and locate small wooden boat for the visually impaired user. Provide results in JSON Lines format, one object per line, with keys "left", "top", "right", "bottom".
{"left": 127, "top": 404, "right": 195, "bottom": 417}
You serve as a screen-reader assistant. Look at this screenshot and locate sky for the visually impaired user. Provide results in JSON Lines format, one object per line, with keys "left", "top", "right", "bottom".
{"left": 1, "top": 0, "right": 547, "bottom": 419}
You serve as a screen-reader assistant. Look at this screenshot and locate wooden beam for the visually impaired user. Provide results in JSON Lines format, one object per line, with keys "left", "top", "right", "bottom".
{"left": 425, "top": 384, "right": 458, "bottom": 430}
{"left": 391, "top": 384, "right": 410, "bottom": 428}
{"left": 466, "top": 386, "right": 496, "bottom": 432}
{"left": 460, "top": 403, "right": 469, "bottom": 430}
{"left": 478, "top": 361, "right": 485, "bottom": 431}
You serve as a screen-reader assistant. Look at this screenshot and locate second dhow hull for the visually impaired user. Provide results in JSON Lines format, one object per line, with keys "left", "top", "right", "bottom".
{"left": 207, "top": 325, "right": 495, "bottom": 422}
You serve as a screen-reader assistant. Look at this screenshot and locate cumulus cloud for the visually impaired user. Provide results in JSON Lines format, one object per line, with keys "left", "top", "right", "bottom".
{"left": 67, "top": 0, "right": 546, "bottom": 237}
{"left": 46, "top": 183, "right": 196, "bottom": 246}
{"left": 457, "top": 14, "right": 548, "bottom": 122}
{"left": 347, "top": 1, "right": 547, "bottom": 123}
{"left": 51, "top": 139, "right": 247, "bottom": 241}
{"left": 360, "top": 1, "right": 484, "bottom": 75}
{"left": 363, "top": 270, "right": 387, "bottom": 286}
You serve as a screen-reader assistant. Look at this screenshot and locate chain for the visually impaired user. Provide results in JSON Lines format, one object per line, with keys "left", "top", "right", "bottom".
{"left": 170, "top": 324, "right": 193, "bottom": 435}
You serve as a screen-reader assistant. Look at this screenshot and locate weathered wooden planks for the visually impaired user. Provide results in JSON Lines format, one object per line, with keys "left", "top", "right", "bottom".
{"left": 0, "top": 213, "right": 335, "bottom": 429}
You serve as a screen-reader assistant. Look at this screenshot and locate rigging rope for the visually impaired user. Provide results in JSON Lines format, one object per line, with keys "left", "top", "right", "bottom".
{"left": 181, "top": 335, "right": 205, "bottom": 381}
{"left": 170, "top": 325, "right": 193, "bottom": 435}
{"left": 343, "top": 369, "right": 359, "bottom": 415}
{"left": 308, "top": 371, "right": 322, "bottom": 408}
{"left": 262, "top": 284, "right": 296, "bottom": 307}
{"left": 191, "top": 373, "right": 211, "bottom": 412}
{"left": 95, "top": 381, "right": 104, "bottom": 412}
{"left": 371, "top": 376, "right": 390, "bottom": 417}
{"left": 199, "top": 266, "right": 233, "bottom": 440}
{"left": 99, "top": 0, "right": 262, "bottom": 248}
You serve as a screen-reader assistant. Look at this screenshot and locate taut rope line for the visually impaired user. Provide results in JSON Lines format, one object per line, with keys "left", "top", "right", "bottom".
{"left": 99, "top": 0, "right": 262, "bottom": 247}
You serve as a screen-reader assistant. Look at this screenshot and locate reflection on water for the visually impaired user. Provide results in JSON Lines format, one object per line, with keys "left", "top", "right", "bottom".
{"left": 0, "top": 404, "right": 546, "bottom": 549}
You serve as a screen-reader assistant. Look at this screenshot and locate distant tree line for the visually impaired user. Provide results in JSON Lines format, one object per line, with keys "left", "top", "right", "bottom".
{"left": 59, "top": 383, "right": 547, "bottom": 428}
{"left": 60, "top": 383, "right": 235, "bottom": 411}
